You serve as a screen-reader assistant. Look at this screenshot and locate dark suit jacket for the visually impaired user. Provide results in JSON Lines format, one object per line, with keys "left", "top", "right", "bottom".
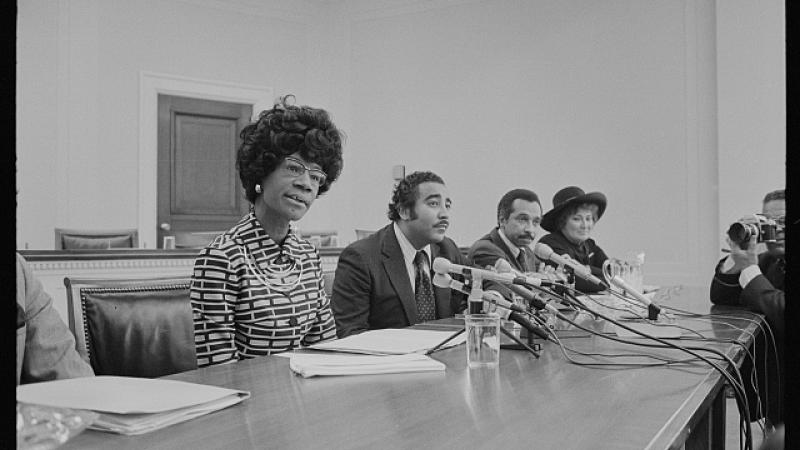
{"left": 331, "top": 224, "right": 468, "bottom": 338}
{"left": 710, "top": 250, "right": 785, "bottom": 336}
{"left": 709, "top": 250, "right": 785, "bottom": 423}
{"left": 467, "top": 228, "right": 537, "bottom": 273}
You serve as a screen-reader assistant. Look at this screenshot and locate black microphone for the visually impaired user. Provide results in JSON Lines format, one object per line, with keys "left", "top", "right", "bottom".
{"left": 433, "top": 273, "right": 550, "bottom": 341}
{"left": 432, "top": 258, "right": 552, "bottom": 288}
{"left": 533, "top": 243, "right": 608, "bottom": 289}
{"left": 606, "top": 275, "right": 661, "bottom": 320}
{"left": 490, "top": 296, "right": 551, "bottom": 342}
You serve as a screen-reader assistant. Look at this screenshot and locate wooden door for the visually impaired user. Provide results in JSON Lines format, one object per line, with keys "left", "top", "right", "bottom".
{"left": 157, "top": 95, "right": 253, "bottom": 248}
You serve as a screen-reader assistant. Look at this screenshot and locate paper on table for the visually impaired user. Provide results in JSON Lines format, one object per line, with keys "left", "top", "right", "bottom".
{"left": 289, "top": 353, "right": 446, "bottom": 378}
{"left": 16, "top": 376, "right": 250, "bottom": 435}
{"left": 308, "top": 328, "right": 467, "bottom": 355}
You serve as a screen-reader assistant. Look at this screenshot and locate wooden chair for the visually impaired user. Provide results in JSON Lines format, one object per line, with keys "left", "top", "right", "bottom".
{"left": 64, "top": 276, "right": 197, "bottom": 377}
{"left": 354, "top": 229, "right": 376, "bottom": 241}
{"left": 55, "top": 228, "right": 139, "bottom": 250}
{"left": 322, "top": 270, "right": 335, "bottom": 297}
{"left": 299, "top": 230, "right": 339, "bottom": 248}
{"left": 172, "top": 231, "right": 222, "bottom": 249}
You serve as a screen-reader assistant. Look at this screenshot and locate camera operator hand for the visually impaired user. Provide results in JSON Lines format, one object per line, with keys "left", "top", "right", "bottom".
{"left": 722, "top": 235, "right": 758, "bottom": 274}
{"left": 734, "top": 214, "right": 770, "bottom": 254}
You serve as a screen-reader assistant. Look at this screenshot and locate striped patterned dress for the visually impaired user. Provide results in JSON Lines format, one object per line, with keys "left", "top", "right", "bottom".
{"left": 190, "top": 212, "right": 336, "bottom": 367}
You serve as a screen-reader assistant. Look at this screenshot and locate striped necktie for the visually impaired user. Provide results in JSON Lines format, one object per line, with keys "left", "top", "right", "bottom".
{"left": 414, "top": 251, "right": 436, "bottom": 322}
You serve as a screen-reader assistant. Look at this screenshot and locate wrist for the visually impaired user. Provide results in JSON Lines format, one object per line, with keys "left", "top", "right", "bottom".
{"left": 738, "top": 264, "right": 761, "bottom": 288}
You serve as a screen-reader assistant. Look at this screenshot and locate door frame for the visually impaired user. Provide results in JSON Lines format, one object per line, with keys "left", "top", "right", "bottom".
{"left": 138, "top": 71, "right": 272, "bottom": 248}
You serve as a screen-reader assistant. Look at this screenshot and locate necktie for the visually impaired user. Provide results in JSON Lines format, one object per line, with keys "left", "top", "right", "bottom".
{"left": 414, "top": 251, "right": 436, "bottom": 322}
{"left": 517, "top": 249, "right": 528, "bottom": 272}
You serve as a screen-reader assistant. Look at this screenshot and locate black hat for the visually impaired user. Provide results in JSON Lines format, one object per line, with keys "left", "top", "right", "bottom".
{"left": 540, "top": 186, "right": 607, "bottom": 232}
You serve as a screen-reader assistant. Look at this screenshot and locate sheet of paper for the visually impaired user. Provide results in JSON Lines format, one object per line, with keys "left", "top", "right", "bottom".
{"left": 308, "top": 328, "right": 466, "bottom": 355}
{"left": 289, "top": 353, "right": 445, "bottom": 378}
{"left": 16, "top": 376, "right": 249, "bottom": 414}
{"left": 17, "top": 376, "right": 251, "bottom": 436}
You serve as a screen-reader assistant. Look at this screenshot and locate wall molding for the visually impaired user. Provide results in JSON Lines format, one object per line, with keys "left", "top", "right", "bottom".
{"left": 138, "top": 71, "right": 273, "bottom": 248}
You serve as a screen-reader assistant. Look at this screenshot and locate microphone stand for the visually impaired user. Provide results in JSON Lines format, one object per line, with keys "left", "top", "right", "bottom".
{"left": 499, "top": 326, "right": 542, "bottom": 357}
{"left": 472, "top": 274, "right": 541, "bottom": 357}
{"left": 470, "top": 273, "right": 541, "bottom": 358}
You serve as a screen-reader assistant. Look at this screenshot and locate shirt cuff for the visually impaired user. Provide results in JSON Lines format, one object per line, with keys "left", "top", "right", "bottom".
{"left": 738, "top": 265, "right": 762, "bottom": 288}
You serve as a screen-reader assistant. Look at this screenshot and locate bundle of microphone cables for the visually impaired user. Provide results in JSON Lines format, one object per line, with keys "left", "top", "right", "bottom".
{"left": 431, "top": 255, "right": 780, "bottom": 450}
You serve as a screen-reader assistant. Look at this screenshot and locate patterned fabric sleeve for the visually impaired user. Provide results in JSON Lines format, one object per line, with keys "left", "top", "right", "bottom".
{"left": 190, "top": 243, "right": 240, "bottom": 367}
{"left": 301, "top": 248, "right": 337, "bottom": 346}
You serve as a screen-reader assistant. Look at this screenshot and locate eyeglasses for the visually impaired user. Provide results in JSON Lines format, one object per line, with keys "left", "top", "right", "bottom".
{"left": 281, "top": 157, "right": 327, "bottom": 187}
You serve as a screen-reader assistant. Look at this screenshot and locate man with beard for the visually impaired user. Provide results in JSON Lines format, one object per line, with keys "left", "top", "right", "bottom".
{"left": 331, "top": 171, "right": 468, "bottom": 338}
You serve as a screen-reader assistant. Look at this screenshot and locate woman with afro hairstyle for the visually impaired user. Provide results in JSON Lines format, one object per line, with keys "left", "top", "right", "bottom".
{"left": 190, "top": 95, "right": 344, "bottom": 367}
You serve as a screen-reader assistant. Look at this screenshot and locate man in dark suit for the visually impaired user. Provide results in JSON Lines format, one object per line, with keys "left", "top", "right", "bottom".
{"left": 710, "top": 189, "right": 785, "bottom": 427}
{"left": 467, "top": 188, "right": 542, "bottom": 274}
{"left": 331, "top": 171, "right": 468, "bottom": 338}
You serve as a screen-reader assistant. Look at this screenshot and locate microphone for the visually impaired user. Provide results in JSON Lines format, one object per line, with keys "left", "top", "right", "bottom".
{"left": 433, "top": 273, "right": 550, "bottom": 341}
{"left": 492, "top": 259, "right": 549, "bottom": 310}
{"left": 432, "top": 258, "right": 555, "bottom": 288}
{"left": 607, "top": 275, "right": 661, "bottom": 320}
{"left": 432, "top": 273, "right": 526, "bottom": 314}
{"left": 533, "top": 243, "right": 608, "bottom": 289}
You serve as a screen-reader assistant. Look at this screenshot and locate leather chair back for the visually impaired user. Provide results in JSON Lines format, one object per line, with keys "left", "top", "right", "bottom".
{"left": 55, "top": 228, "right": 139, "bottom": 249}
{"left": 64, "top": 276, "right": 197, "bottom": 377}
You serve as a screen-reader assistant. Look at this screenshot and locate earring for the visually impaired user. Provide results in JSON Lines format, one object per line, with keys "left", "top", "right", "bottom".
{"left": 255, "top": 184, "right": 262, "bottom": 194}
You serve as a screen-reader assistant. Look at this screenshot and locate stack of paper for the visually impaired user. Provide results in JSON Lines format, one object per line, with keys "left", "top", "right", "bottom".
{"left": 289, "top": 353, "right": 446, "bottom": 378}
{"left": 16, "top": 376, "right": 250, "bottom": 436}
{"left": 308, "top": 328, "right": 466, "bottom": 355}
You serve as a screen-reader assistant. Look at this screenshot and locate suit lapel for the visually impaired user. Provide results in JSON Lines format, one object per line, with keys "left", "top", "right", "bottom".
{"left": 381, "top": 226, "right": 417, "bottom": 324}
{"left": 489, "top": 228, "right": 524, "bottom": 272}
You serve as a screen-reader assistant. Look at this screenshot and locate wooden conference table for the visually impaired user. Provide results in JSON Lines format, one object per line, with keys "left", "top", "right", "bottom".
{"left": 62, "top": 286, "right": 760, "bottom": 450}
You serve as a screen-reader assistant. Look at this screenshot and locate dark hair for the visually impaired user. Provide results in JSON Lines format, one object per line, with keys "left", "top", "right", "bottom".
{"left": 763, "top": 189, "right": 785, "bottom": 204}
{"left": 497, "top": 189, "right": 540, "bottom": 225}
{"left": 387, "top": 171, "right": 445, "bottom": 221}
{"left": 237, "top": 95, "right": 344, "bottom": 202}
{"left": 555, "top": 202, "right": 599, "bottom": 232}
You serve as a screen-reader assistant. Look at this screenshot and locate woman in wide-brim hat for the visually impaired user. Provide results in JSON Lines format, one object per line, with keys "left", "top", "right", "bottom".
{"left": 538, "top": 186, "right": 609, "bottom": 293}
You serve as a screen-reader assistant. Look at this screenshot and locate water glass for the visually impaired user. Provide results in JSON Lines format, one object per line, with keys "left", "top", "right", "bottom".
{"left": 465, "top": 313, "right": 501, "bottom": 368}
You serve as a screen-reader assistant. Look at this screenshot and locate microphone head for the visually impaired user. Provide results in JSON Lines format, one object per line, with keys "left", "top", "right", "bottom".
{"left": 533, "top": 243, "right": 554, "bottom": 260}
{"left": 493, "top": 258, "right": 515, "bottom": 274}
{"left": 432, "top": 272, "right": 452, "bottom": 288}
{"left": 432, "top": 257, "right": 452, "bottom": 274}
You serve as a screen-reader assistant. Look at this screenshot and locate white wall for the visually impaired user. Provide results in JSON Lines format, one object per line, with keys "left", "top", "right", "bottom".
{"left": 343, "top": 0, "right": 721, "bottom": 288}
{"left": 16, "top": 0, "right": 338, "bottom": 249}
{"left": 716, "top": 0, "right": 786, "bottom": 236}
{"left": 17, "top": 0, "right": 785, "bottom": 291}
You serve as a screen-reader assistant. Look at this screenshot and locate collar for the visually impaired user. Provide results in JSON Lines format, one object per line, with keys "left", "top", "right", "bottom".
{"left": 241, "top": 211, "right": 301, "bottom": 261}
{"left": 497, "top": 228, "right": 521, "bottom": 258}
{"left": 393, "top": 222, "right": 431, "bottom": 265}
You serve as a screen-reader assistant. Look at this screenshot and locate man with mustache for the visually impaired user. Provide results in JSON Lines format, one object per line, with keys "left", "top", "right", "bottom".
{"left": 331, "top": 171, "right": 468, "bottom": 338}
{"left": 467, "top": 188, "right": 542, "bottom": 275}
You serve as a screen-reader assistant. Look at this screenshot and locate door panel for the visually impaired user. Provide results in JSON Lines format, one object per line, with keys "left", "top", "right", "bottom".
{"left": 157, "top": 95, "right": 252, "bottom": 248}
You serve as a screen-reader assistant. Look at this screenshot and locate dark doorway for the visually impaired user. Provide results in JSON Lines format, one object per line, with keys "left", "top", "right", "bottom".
{"left": 157, "top": 95, "right": 252, "bottom": 248}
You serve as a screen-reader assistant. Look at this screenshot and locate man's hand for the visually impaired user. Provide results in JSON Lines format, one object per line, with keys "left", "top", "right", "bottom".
{"left": 725, "top": 236, "right": 758, "bottom": 273}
